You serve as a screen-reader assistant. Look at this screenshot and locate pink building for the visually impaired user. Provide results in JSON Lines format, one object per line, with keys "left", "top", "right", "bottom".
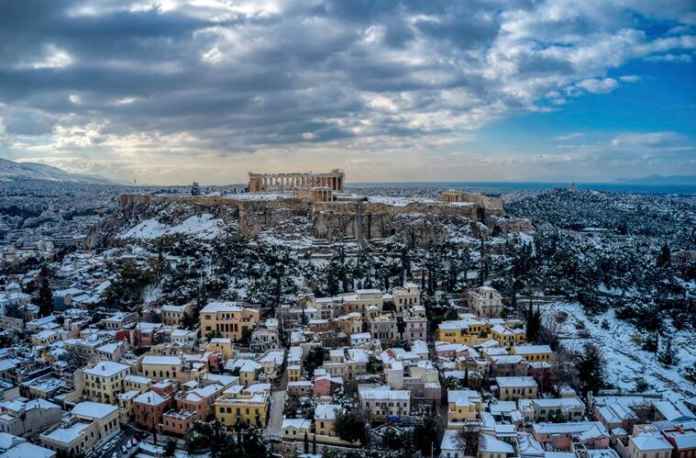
{"left": 532, "top": 422, "right": 610, "bottom": 450}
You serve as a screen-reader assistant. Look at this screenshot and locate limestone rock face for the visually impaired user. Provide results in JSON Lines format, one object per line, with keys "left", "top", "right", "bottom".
{"left": 113, "top": 191, "right": 507, "bottom": 247}
{"left": 489, "top": 216, "right": 535, "bottom": 234}
{"left": 393, "top": 215, "right": 448, "bottom": 247}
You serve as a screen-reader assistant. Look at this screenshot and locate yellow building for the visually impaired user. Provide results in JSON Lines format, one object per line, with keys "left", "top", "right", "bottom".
{"left": 287, "top": 365, "right": 302, "bottom": 382}
{"left": 140, "top": 355, "right": 207, "bottom": 382}
{"left": 207, "top": 338, "right": 235, "bottom": 359}
{"left": 117, "top": 390, "right": 139, "bottom": 423}
{"left": 496, "top": 376, "right": 538, "bottom": 401}
{"left": 124, "top": 374, "right": 152, "bottom": 393}
{"left": 436, "top": 319, "right": 491, "bottom": 345}
{"left": 83, "top": 361, "right": 131, "bottom": 404}
{"left": 141, "top": 355, "right": 181, "bottom": 379}
{"left": 447, "top": 389, "right": 483, "bottom": 427}
{"left": 491, "top": 324, "right": 526, "bottom": 348}
{"left": 200, "top": 302, "right": 260, "bottom": 341}
{"left": 314, "top": 404, "right": 340, "bottom": 436}
{"left": 512, "top": 344, "right": 553, "bottom": 362}
{"left": 214, "top": 391, "right": 269, "bottom": 428}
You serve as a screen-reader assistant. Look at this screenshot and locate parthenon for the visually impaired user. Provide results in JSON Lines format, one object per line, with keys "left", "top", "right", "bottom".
{"left": 248, "top": 169, "right": 345, "bottom": 193}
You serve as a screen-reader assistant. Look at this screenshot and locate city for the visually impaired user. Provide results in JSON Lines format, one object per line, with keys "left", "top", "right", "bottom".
{"left": 1, "top": 0, "right": 695, "bottom": 457}
{"left": 0, "top": 170, "right": 695, "bottom": 458}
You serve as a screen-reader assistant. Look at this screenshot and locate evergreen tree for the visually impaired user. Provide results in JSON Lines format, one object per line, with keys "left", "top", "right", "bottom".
{"left": 656, "top": 243, "right": 671, "bottom": 268}
{"left": 525, "top": 302, "right": 542, "bottom": 342}
{"left": 576, "top": 343, "right": 606, "bottom": 395}
{"left": 335, "top": 410, "right": 368, "bottom": 444}
{"left": 414, "top": 416, "right": 442, "bottom": 457}
{"left": 658, "top": 336, "right": 679, "bottom": 366}
{"left": 37, "top": 266, "right": 53, "bottom": 317}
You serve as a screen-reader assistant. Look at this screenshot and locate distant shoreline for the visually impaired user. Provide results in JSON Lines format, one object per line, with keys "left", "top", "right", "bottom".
{"left": 346, "top": 181, "right": 696, "bottom": 195}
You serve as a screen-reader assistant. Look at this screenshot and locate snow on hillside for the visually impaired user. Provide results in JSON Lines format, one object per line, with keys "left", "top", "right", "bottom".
{"left": 543, "top": 302, "right": 696, "bottom": 400}
{"left": 119, "top": 214, "right": 223, "bottom": 240}
{"left": 0, "top": 158, "right": 112, "bottom": 184}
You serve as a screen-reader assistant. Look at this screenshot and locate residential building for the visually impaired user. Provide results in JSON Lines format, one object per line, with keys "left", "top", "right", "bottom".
{"left": 82, "top": 361, "right": 130, "bottom": 404}
{"left": 496, "top": 377, "right": 538, "bottom": 401}
{"left": 199, "top": 302, "right": 260, "bottom": 341}
{"left": 467, "top": 286, "right": 503, "bottom": 317}
{"left": 358, "top": 385, "right": 410, "bottom": 422}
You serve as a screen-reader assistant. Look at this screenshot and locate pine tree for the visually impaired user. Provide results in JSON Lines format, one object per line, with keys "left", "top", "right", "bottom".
{"left": 576, "top": 343, "right": 606, "bottom": 395}
{"left": 37, "top": 266, "right": 53, "bottom": 317}
{"left": 656, "top": 243, "right": 671, "bottom": 268}
{"left": 525, "top": 302, "right": 542, "bottom": 342}
{"left": 658, "top": 336, "right": 679, "bottom": 366}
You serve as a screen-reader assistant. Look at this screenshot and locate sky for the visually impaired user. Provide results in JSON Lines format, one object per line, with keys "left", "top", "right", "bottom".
{"left": 0, "top": 0, "right": 695, "bottom": 185}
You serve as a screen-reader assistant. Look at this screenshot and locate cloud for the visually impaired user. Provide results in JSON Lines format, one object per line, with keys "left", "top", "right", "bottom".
{"left": 0, "top": 0, "right": 695, "bottom": 183}
{"left": 619, "top": 75, "right": 640, "bottom": 82}
{"left": 554, "top": 132, "right": 585, "bottom": 142}
{"left": 610, "top": 131, "right": 688, "bottom": 148}
{"left": 645, "top": 53, "right": 693, "bottom": 63}
{"left": 576, "top": 78, "right": 619, "bottom": 94}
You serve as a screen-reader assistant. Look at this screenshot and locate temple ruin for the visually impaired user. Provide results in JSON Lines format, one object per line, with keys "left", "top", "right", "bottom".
{"left": 248, "top": 169, "right": 345, "bottom": 193}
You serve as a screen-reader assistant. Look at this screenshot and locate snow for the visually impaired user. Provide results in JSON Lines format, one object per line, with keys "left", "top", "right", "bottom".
{"left": 84, "top": 361, "right": 129, "bottom": 377}
{"left": 0, "top": 440, "right": 55, "bottom": 458}
{"left": 42, "top": 421, "right": 92, "bottom": 443}
{"left": 119, "top": 214, "right": 223, "bottom": 240}
{"left": 367, "top": 195, "right": 437, "bottom": 206}
{"left": 228, "top": 192, "right": 292, "bottom": 201}
{"left": 72, "top": 401, "right": 118, "bottom": 419}
{"left": 543, "top": 302, "right": 696, "bottom": 401}
{"left": 480, "top": 434, "right": 515, "bottom": 453}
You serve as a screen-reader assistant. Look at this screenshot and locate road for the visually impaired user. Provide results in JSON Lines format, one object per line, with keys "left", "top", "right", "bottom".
{"left": 265, "top": 390, "right": 287, "bottom": 441}
{"left": 92, "top": 429, "right": 138, "bottom": 458}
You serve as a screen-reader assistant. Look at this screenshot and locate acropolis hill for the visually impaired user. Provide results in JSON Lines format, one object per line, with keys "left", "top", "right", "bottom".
{"left": 112, "top": 170, "right": 521, "bottom": 248}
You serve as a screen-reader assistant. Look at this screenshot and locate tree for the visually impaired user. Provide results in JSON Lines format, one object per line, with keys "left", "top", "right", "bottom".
{"left": 304, "top": 347, "right": 327, "bottom": 377}
{"left": 414, "top": 415, "right": 442, "bottom": 457}
{"left": 525, "top": 302, "right": 542, "bottom": 342}
{"left": 366, "top": 355, "right": 383, "bottom": 374}
{"left": 457, "top": 428, "right": 479, "bottom": 457}
{"left": 36, "top": 265, "right": 53, "bottom": 317}
{"left": 658, "top": 336, "right": 679, "bottom": 366}
{"left": 576, "top": 343, "right": 606, "bottom": 396}
{"left": 656, "top": 243, "right": 671, "bottom": 268}
{"left": 335, "top": 410, "right": 368, "bottom": 444}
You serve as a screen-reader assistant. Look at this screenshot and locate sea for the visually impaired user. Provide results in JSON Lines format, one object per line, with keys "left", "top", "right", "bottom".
{"left": 348, "top": 181, "right": 696, "bottom": 196}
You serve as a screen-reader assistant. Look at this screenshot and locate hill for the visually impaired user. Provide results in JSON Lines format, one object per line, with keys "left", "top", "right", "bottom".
{"left": 0, "top": 158, "right": 113, "bottom": 184}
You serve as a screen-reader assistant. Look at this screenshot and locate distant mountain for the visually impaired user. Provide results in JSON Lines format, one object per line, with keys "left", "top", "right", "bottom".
{"left": 618, "top": 174, "right": 696, "bottom": 186}
{"left": 0, "top": 158, "right": 114, "bottom": 184}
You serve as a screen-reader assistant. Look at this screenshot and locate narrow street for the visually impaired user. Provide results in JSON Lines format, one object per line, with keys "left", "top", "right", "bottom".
{"left": 265, "top": 389, "right": 287, "bottom": 441}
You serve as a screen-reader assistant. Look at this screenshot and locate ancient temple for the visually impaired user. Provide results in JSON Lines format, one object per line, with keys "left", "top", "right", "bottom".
{"left": 248, "top": 169, "right": 345, "bottom": 192}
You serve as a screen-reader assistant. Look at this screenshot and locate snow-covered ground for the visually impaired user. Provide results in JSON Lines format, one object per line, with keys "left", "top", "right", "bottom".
{"left": 543, "top": 302, "right": 696, "bottom": 401}
{"left": 119, "top": 214, "right": 223, "bottom": 240}
{"left": 226, "top": 192, "right": 292, "bottom": 201}
{"left": 367, "top": 195, "right": 438, "bottom": 206}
